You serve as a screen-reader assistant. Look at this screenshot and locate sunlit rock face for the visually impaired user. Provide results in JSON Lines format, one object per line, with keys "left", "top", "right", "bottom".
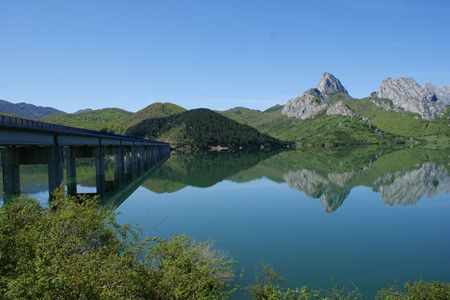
{"left": 372, "top": 163, "right": 450, "bottom": 205}
{"left": 326, "top": 101, "right": 358, "bottom": 118}
{"left": 423, "top": 82, "right": 450, "bottom": 105}
{"left": 318, "top": 72, "right": 351, "bottom": 99}
{"left": 282, "top": 88, "right": 329, "bottom": 119}
{"left": 282, "top": 73, "right": 354, "bottom": 119}
{"left": 283, "top": 169, "right": 350, "bottom": 212}
{"left": 377, "top": 78, "right": 448, "bottom": 119}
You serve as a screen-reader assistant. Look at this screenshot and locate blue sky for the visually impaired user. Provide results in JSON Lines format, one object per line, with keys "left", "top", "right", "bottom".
{"left": 1, "top": 0, "right": 449, "bottom": 112}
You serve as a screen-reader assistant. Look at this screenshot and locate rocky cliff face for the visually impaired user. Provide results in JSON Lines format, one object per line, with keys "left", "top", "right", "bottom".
{"left": 326, "top": 101, "right": 358, "bottom": 117}
{"left": 282, "top": 88, "right": 329, "bottom": 119}
{"left": 318, "top": 72, "right": 351, "bottom": 99}
{"left": 377, "top": 78, "right": 447, "bottom": 119}
{"left": 423, "top": 82, "right": 450, "bottom": 105}
{"left": 282, "top": 73, "right": 356, "bottom": 119}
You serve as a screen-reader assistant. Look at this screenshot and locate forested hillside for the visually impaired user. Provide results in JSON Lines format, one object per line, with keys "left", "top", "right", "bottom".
{"left": 126, "top": 108, "right": 287, "bottom": 152}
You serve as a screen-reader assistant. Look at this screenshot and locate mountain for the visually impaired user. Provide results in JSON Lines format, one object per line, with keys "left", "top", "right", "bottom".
{"left": 126, "top": 108, "right": 287, "bottom": 152}
{"left": 222, "top": 73, "right": 448, "bottom": 148}
{"left": 41, "top": 102, "right": 186, "bottom": 134}
{"left": 376, "top": 77, "right": 447, "bottom": 119}
{"left": 42, "top": 108, "right": 133, "bottom": 133}
{"left": 317, "top": 72, "right": 352, "bottom": 99}
{"left": 129, "top": 102, "right": 186, "bottom": 126}
{"left": 74, "top": 108, "right": 93, "bottom": 114}
{"left": 282, "top": 73, "right": 355, "bottom": 120}
{"left": 0, "top": 99, "right": 64, "bottom": 119}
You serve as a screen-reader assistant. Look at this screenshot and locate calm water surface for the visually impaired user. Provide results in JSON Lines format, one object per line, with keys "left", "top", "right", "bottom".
{"left": 1, "top": 147, "right": 449, "bottom": 298}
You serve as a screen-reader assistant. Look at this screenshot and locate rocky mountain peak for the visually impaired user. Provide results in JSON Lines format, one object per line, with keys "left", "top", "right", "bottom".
{"left": 317, "top": 72, "right": 351, "bottom": 99}
{"left": 377, "top": 77, "right": 447, "bottom": 120}
{"left": 282, "top": 88, "right": 329, "bottom": 119}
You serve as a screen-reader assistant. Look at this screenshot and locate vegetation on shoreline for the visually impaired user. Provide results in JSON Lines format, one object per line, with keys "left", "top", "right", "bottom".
{"left": 1, "top": 192, "right": 448, "bottom": 299}
{"left": 126, "top": 108, "right": 287, "bottom": 152}
{"left": 38, "top": 97, "right": 448, "bottom": 151}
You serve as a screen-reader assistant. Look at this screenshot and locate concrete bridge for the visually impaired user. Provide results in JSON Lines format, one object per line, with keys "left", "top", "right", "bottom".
{"left": 0, "top": 115, "right": 170, "bottom": 199}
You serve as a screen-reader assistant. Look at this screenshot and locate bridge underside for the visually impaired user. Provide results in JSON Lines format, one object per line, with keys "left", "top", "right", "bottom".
{"left": 0, "top": 122, "right": 171, "bottom": 200}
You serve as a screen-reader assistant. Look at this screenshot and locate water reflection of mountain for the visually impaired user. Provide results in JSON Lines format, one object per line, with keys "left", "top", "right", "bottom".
{"left": 3, "top": 147, "right": 448, "bottom": 212}
{"left": 372, "top": 163, "right": 450, "bottom": 205}
{"left": 141, "top": 151, "right": 276, "bottom": 193}
{"left": 142, "top": 147, "right": 449, "bottom": 212}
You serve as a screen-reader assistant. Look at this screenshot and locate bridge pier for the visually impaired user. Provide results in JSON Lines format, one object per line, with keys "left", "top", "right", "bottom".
{"left": 1, "top": 147, "right": 21, "bottom": 197}
{"left": 130, "top": 146, "right": 139, "bottom": 178}
{"left": 139, "top": 146, "right": 146, "bottom": 174}
{"left": 114, "top": 146, "right": 125, "bottom": 185}
{"left": 48, "top": 146, "right": 63, "bottom": 198}
{"left": 65, "top": 147, "right": 77, "bottom": 195}
{"left": 95, "top": 146, "right": 106, "bottom": 195}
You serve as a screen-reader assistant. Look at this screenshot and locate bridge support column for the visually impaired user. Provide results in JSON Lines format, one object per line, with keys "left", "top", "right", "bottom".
{"left": 95, "top": 146, "right": 106, "bottom": 194}
{"left": 1, "top": 147, "right": 21, "bottom": 198}
{"left": 130, "top": 146, "right": 139, "bottom": 178}
{"left": 114, "top": 146, "right": 125, "bottom": 185}
{"left": 65, "top": 147, "right": 77, "bottom": 196}
{"left": 139, "top": 146, "right": 146, "bottom": 173}
{"left": 48, "top": 146, "right": 63, "bottom": 198}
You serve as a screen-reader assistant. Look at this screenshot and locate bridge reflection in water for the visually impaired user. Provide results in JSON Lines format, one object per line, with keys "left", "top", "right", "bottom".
{"left": 0, "top": 115, "right": 170, "bottom": 200}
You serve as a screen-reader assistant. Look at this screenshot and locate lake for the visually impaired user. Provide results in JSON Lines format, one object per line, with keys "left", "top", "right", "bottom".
{"left": 1, "top": 147, "right": 449, "bottom": 298}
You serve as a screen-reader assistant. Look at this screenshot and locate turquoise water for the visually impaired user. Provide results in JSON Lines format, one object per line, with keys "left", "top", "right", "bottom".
{"left": 1, "top": 148, "right": 449, "bottom": 298}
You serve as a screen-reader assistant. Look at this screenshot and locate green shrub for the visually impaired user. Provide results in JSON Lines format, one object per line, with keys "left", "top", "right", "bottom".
{"left": 376, "top": 281, "right": 450, "bottom": 300}
{"left": 0, "top": 190, "right": 235, "bottom": 299}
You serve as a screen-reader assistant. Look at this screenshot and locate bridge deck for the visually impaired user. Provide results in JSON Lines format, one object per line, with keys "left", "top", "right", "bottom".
{"left": 0, "top": 115, "right": 166, "bottom": 146}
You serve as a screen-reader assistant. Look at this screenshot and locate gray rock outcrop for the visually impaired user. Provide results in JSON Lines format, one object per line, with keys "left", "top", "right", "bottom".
{"left": 282, "top": 88, "right": 329, "bottom": 119}
{"left": 326, "top": 101, "right": 358, "bottom": 118}
{"left": 282, "top": 73, "right": 354, "bottom": 119}
{"left": 423, "top": 82, "right": 450, "bottom": 105}
{"left": 377, "top": 78, "right": 447, "bottom": 119}
{"left": 318, "top": 72, "right": 351, "bottom": 99}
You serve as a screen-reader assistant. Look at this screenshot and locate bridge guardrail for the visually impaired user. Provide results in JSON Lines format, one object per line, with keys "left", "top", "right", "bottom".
{"left": 0, "top": 115, "right": 167, "bottom": 146}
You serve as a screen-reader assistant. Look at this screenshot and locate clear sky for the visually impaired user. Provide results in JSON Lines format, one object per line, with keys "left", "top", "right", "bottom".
{"left": 1, "top": 0, "right": 449, "bottom": 113}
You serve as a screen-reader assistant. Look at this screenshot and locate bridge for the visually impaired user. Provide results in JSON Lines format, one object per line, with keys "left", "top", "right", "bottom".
{"left": 0, "top": 115, "right": 171, "bottom": 199}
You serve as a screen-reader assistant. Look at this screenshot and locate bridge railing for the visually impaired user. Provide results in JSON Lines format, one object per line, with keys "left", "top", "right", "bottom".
{"left": 0, "top": 114, "right": 167, "bottom": 145}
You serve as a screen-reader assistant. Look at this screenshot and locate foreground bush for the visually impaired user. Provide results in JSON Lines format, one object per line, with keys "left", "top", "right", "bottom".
{"left": 376, "top": 281, "right": 450, "bottom": 300}
{"left": 0, "top": 191, "right": 235, "bottom": 299}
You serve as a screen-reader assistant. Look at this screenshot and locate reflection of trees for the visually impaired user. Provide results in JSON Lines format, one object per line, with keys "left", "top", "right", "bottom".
{"left": 142, "top": 151, "right": 277, "bottom": 193}
{"left": 372, "top": 163, "right": 450, "bottom": 205}
{"left": 230, "top": 148, "right": 449, "bottom": 212}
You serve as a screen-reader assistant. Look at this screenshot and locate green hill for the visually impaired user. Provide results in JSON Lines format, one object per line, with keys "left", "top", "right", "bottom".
{"left": 221, "top": 106, "right": 405, "bottom": 148}
{"left": 42, "top": 108, "right": 133, "bottom": 133}
{"left": 129, "top": 102, "right": 186, "bottom": 127}
{"left": 41, "top": 102, "right": 186, "bottom": 134}
{"left": 221, "top": 97, "right": 449, "bottom": 148}
{"left": 343, "top": 98, "right": 450, "bottom": 147}
{"left": 126, "top": 108, "right": 287, "bottom": 152}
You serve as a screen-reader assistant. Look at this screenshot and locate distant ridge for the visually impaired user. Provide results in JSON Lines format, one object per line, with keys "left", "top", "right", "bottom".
{"left": 0, "top": 99, "right": 64, "bottom": 119}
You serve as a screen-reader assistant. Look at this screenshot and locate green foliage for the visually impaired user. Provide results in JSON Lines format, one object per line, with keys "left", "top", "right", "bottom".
{"left": 344, "top": 98, "right": 450, "bottom": 139}
{"left": 41, "top": 103, "right": 186, "bottom": 134}
{"left": 247, "top": 264, "right": 362, "bottom": 300}
{"left": 42, "top": 108, "right": 133, "bottom": 133}
{"left": 128, "top": 102, "right": 186, "bottom": 127}
{"left": 221, "top": 107, "right": 406, "bottom": 148}
{"left": 126, "top": 108, "right": 287, "bottom": 152}
{"left": 0, "top": 191, "right": 235, "bottom": 299}
{"left": 376, "top": 281, "right": 450, "bottom": 300}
